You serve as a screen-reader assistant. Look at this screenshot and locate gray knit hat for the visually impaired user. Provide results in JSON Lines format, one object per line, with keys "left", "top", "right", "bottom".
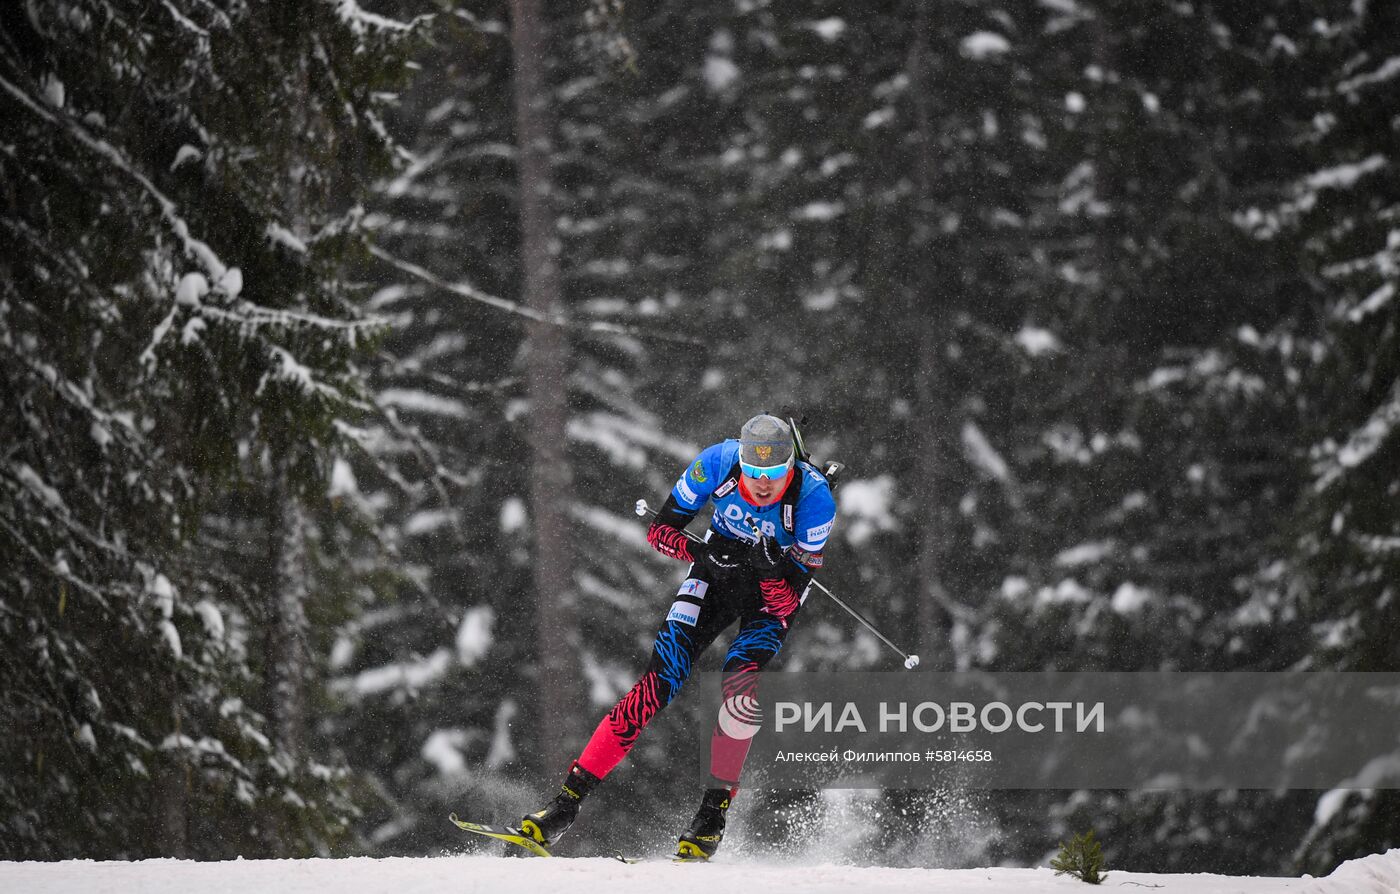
{"left": 739, "top": 414, "right": 794, "bottom": 469}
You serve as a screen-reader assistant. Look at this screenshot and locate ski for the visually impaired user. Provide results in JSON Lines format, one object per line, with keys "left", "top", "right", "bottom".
{"left": 447, "top": 813, "right": 553, "bottom": 858}
{"left": 612, "top": 852, "right": 710, "bottom": 865}
{"left": 448, "top": 814, "right": 703, "bottom": 863}
{"left": 672, "top": 853, "right": 710, "bottom": 864}
{"left": 448, "top": 813, "right": 715, "bottom": 864}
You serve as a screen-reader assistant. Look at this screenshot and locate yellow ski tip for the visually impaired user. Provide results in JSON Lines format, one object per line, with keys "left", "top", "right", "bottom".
{"left": 447, "top": 814, "right": 553, "bottom": 857}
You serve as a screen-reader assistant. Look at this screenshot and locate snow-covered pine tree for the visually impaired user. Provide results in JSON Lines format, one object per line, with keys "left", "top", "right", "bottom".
{"left": 0, "top": 0, "right": 420, "bottom": 858}
{"left": 330, "top": 0, "right": 720, "bottom": 853}
{"left": 1270, "top": 0, "right": 1400, "bottom": 872}
{"left": 978, "top": 1, "right": 1330, "bottom": 875}
{"left": 331, "top": 1, "right": 543, "bottom": 852}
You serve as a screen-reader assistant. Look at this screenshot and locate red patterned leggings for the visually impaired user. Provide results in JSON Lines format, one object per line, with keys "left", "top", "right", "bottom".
{"left": 575, "top": 571, "right": 799, "bottom": 792}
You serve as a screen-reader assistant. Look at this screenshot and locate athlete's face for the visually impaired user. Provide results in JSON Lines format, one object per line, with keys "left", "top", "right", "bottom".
{"left": 743, "top": 472, "right": 784, "bottom": 504}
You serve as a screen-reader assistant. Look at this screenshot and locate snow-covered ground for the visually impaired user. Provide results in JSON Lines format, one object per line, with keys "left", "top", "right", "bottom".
{"left": 4, "top": 849, "right": 1398, "bottom": 894}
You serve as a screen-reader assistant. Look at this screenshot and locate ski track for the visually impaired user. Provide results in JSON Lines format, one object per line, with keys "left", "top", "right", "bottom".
{"left": 3, "top": 850, "right": 1399, "bottom": 894}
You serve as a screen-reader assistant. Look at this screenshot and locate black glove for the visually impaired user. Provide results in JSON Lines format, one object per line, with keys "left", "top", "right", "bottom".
{"left": 694, "top": 539, "right": 746, "bottom": 579}
{"left": 749, "top": 535, "right": 789, "bottom": 579}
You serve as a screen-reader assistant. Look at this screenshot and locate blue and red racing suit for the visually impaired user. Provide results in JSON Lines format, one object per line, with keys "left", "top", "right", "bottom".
{"left": 572, "top": 440, "right": 837, "bottom": 794}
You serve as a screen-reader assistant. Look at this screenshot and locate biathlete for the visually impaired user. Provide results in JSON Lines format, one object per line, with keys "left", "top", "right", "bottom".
{"left": 520, "top": 413, "right": 837, "bottom": 859}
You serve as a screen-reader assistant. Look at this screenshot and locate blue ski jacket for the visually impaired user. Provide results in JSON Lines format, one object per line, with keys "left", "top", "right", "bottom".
{"left": 669, "top": 439, "right": 836, "bottom": 570}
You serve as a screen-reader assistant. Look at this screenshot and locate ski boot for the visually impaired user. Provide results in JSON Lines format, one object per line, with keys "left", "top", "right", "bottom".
{"left": 676, "top": 787, "right": 732, "bottom": 860}
{"left": 519, "top": 762, "right": 601, "bottom": 848}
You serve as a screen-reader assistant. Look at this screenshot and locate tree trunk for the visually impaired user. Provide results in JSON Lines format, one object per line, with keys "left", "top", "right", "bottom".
{"left": 912, "top": 329, "right": 954, "bottom": 668}
{"left": 266, "top": 472, "right": 309, "bottom": 762}
{"left": 908, "top": 0, "right": 955, "bottom": 668}
{"left": 508, "top": 0, "right": 584, "bottom": 776}
{"left": 158, "top": 699, "right": 188, "bottom": 857}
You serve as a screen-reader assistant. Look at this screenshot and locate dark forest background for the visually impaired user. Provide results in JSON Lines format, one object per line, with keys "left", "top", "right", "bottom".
{"left": 3, "top": 0, "right": 1398, "bottom": 874}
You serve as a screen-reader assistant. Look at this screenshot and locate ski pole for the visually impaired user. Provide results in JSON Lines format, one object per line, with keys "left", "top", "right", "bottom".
{"left": 634, "top": 499, "right": 921, "bottom": 670}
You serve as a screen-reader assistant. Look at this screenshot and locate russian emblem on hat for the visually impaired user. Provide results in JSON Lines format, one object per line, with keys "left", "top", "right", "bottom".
{"left": 738, "top": 414, "right": 794, "bottom": 467}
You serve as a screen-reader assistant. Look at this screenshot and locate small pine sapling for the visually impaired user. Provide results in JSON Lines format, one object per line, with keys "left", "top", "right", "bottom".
{"left": 1050, "top": 829, "right": 1108, "bottom": 884}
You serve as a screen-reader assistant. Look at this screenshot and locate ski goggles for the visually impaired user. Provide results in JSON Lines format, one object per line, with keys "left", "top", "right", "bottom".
{"left": 740, "top": 456, "right": 794, "bottom": 480}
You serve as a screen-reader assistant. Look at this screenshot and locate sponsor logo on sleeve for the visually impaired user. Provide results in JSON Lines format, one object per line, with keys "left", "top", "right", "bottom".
{"left": 677, "top": 578, "right": 709, "bottom": 600}
{"left": 675, "top": 477, "right": 699, "bottom": 504}
{"left": 806, "top": 519, "right": 834, "bottom": 543}
{"left": 666, "top": 600, "right": 701, "bottom": 627}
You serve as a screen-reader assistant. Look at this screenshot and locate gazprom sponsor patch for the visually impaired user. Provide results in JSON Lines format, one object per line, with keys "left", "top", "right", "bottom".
{"left": 666, "top": 600, "right": 701, "bottom": 627}
{"left": 677, "top": 578, "right": 709, "bottom": 600}
{"left": 675, "top": 476, "right": 699, "bottom": 505}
